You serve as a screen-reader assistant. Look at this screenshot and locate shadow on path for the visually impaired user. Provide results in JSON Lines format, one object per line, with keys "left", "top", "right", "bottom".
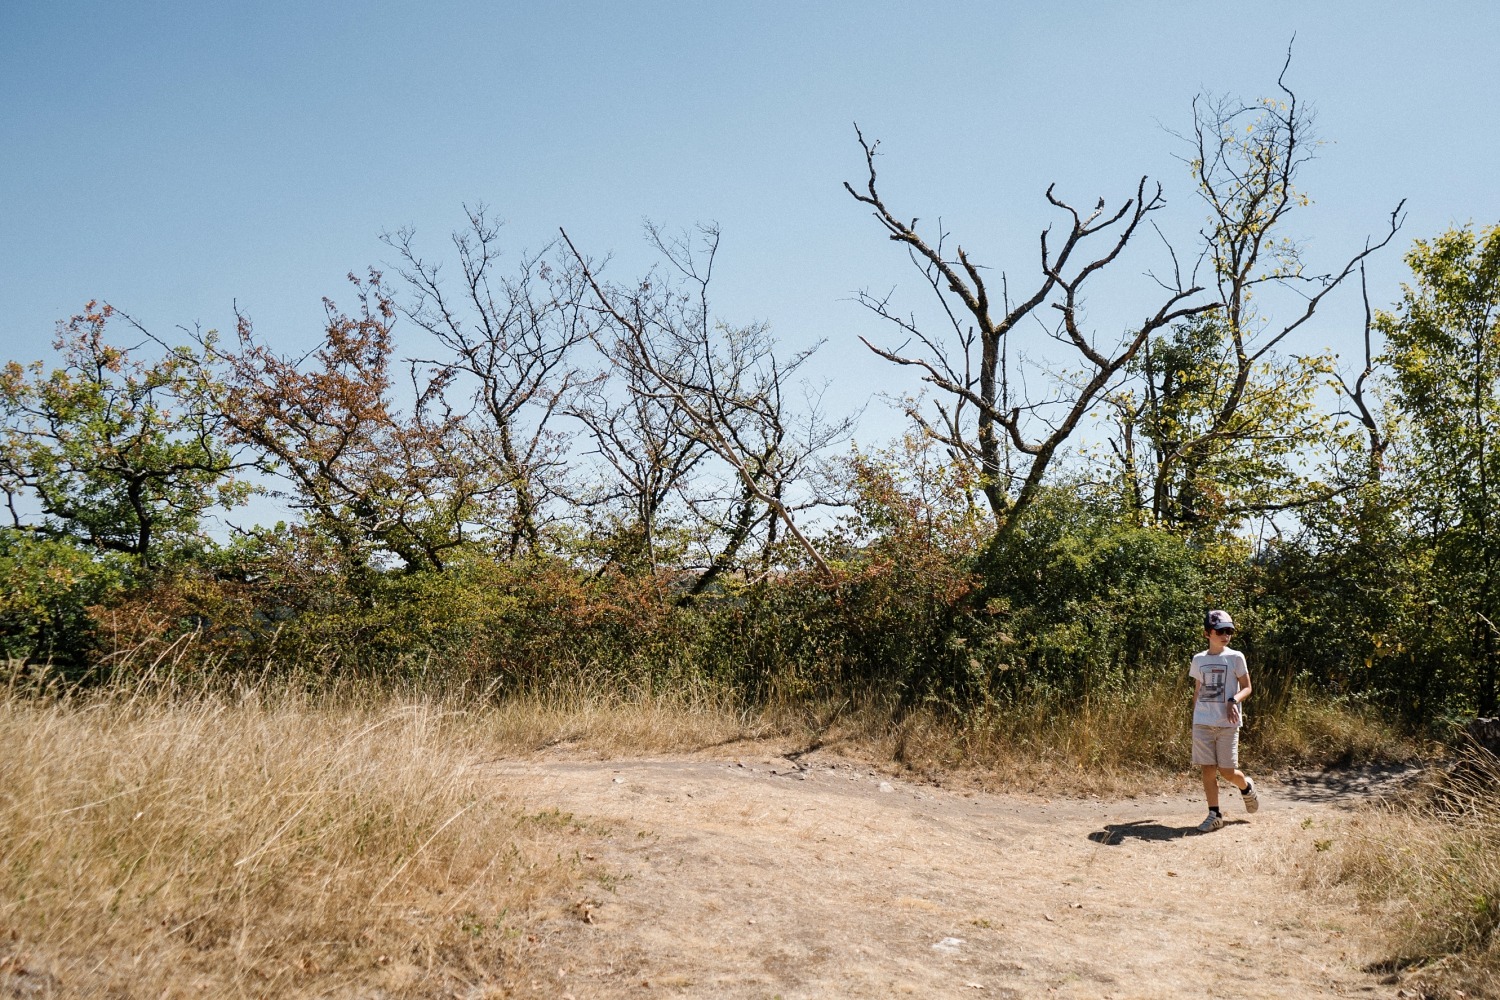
{"left": 1087, "top": 818, "right": 1245, "bottom": 845}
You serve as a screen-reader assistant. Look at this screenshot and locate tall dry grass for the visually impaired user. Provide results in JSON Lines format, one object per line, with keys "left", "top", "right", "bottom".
{"left": 480, "top": 674, "right": 1407, "bottom": 798}
{"left": 0, "top": 685, "right": 619, "bottom": 999}
{"left": 0, "top": 662, "right": 1427, "bottom": 996}
{"left": 1316, "top": 751, "right": 1500, "bottom": 998}
{"left": 819, "top": 672, "right": 1420, "bottom": 794}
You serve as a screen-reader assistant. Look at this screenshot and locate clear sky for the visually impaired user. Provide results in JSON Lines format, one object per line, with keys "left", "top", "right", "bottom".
{"left": 4, "top": 2, "right": 1498, "bottom": 453}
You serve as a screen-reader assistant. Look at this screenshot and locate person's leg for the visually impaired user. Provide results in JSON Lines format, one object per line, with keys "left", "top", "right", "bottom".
{"left": 1192, "top": 726, "right": 1227, "bottom": 830}
{"left": 1200, "top": 764, "right": 1220, "bottom": 808}
{"left": 1216, "top": 728, "right": 1259, "bottom": 813}
{"left": 1193, "top": 726, "right": 1220, "bottom": 806}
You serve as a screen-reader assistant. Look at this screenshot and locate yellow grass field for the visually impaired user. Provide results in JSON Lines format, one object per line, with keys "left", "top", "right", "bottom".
{"left": 4, "top": 678, "right": 1491, "bottom": 998}
{"left": 0, "top": 689, "right": 619, "bottom": 998}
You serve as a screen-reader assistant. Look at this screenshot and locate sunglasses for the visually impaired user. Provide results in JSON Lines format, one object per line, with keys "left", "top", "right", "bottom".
{"left": 1212, "top": 627, "right": 1235, "bottom": 635}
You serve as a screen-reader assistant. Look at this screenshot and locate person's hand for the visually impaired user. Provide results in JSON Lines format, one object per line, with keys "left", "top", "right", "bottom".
{"left": 1226, "top": 700, "right": 1241, "bottom": 724}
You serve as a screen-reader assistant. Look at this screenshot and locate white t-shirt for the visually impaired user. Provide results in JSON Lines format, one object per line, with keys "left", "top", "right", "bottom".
{"left": 1189, "top": 648, "right": 1249, "bottom": 728}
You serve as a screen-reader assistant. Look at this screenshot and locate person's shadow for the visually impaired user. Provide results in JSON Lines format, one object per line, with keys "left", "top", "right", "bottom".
{"left": 1086, "top": 818, "right": 1241, "bottom": 844}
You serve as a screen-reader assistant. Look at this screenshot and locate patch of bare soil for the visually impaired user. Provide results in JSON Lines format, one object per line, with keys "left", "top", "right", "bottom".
{"left": 490, "top": 753, "right": 1417, "bottom": 1000}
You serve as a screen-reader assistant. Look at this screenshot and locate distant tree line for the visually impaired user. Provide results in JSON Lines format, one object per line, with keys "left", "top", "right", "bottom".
{"left": 3, "top": 64, "right": 1497, "bottom": 727}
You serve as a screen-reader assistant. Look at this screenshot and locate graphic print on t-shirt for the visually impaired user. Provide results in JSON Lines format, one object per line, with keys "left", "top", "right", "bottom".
{"left": 1192, "top": 651, "right": 1244, "bottom": 727}
{"left": 1198, "top": 664, "right": 1228, "bottom": 703}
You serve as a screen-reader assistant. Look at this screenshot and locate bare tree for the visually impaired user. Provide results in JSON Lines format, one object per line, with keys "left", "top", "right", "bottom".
{"left": 383, "top": 206, "right": 597, "bottom": 559}
{"left": 565, "top": 339, "right": 710, "bottom": 576}
{"left": 561, "top": 224, "right": 849, "bottom": 585}
{"left": 845, "top": 126, "right": 1217, "bottom": 545}
{"left": 1332, "top": 265, "right": 1390, "bottom": 483}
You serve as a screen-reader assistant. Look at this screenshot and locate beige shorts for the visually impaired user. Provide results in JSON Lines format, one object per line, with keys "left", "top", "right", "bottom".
{"left": 1192, "top": 725, "right": 1240, "bottom": 768}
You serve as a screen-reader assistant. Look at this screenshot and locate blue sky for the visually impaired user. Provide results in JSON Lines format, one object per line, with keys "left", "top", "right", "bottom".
{"left": 4, "top": 2, "right": 1498, "bottom": 453}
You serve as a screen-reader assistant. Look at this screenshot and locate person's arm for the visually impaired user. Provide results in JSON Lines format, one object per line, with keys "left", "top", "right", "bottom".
{"left": 1227, "top": 666, "right": 1251, "bottom": 724}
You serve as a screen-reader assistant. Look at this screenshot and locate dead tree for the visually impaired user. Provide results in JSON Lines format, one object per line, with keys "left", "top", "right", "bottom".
{"left": 566, "top": 342, "right": 710, "bottom": 576}
{"left": 561, "top": 224, "right": 848, "bottom": 586}
{"left": 383, "top": 206, "right": 596, "bottom": 559}
{"left": 845, "top": 126, "right": 1217, "bottom": 546}
{"left": 1334, "top": 269, "right": 1392, "bottom": 489}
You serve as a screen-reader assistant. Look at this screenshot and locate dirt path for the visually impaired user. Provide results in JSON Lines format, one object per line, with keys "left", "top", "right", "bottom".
{"left": 492, "top": 753, "right": 1408, "bottom": 999}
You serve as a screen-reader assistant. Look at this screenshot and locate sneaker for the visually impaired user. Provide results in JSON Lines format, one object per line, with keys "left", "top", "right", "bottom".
{"left": 1242, "top": 782, "right": 1260, "bottom": 814}
{"left": 1197, "top": 811, "right": 1225, "bottom": 833}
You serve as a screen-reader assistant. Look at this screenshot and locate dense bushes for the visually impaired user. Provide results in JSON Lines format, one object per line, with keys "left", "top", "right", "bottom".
{"left": 978, "top": 490, "right": 1208, "bottom": 700}
{"left": 0, "top": 440, "right": 1491, "bottom": 738}
{"left": 0, "top": 530, "right": 128, "bottom": 677}
{"left": 0, "top": 475, "right": 1454, "bottom": 738}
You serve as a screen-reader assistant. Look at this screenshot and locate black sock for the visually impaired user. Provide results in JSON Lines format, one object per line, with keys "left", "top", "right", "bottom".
{"left": 1209, "top": 806, "right": 1222, "bottom": 816}
{"left": 1242, "top": 779, "right": 1254, "bottom": 795}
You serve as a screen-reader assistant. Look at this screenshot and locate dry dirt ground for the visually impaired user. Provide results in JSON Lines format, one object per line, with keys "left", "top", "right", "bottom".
{"left": 493, "top": 752, "right": 1418, "bottom": 1000}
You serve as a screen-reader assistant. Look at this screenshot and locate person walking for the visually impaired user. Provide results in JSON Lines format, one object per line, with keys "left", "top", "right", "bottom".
{"left": 1191, "top": 609, "right": 1260, "bottom": 832}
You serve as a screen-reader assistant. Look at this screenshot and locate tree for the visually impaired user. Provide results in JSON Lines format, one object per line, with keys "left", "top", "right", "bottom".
{"left": 563, "top": 224, "right": 849, "bottom": 585}
{"left": 214, "top": 274, "right": 496, "bottom": 577}
{"left": 1329, "top": 266, "right": 1393, "bottom": 486}
{"left": 383, "top": 207, "right": 594, "bottom": 559}
{"left": 565, "top": 323, "right": 710, "bottom": 577}
{"left": 1378, "top": 222, "right": 1500, "bottom": 715}
{"left": 844, "top": 126, "right": 1217, "bottom": 547}
{"left": 849, "top": 54, "right": 1404, "bottom": 545}
{"left": 1113, "top": 56, "right": 1402, "bottom": 532}
{"left": 1112, "top": 314, "right": 1349, "bottom": 529}
{"left": 0, "top": 302, "right": 251, "bottom": 568}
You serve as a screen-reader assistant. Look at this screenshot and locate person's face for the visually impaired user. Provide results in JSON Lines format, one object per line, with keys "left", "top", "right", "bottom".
{"left": 1206, "top": 626, "right": 1234, "bottom": 648}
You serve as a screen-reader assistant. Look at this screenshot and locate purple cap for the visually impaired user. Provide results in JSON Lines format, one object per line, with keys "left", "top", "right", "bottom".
{"left": 1205, "top": 610, "right": 1235, "bottom": 631}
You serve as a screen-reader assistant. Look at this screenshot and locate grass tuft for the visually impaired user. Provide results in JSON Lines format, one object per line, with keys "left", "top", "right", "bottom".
{"left": 1316, "top": 750, "right": 1500, "bottom": 998}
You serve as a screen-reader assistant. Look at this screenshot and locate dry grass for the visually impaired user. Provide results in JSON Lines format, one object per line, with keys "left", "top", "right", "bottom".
{"left": 1314, "top": 752, "right": 1500, "bottom": 999}
{"left": 406, "top": 671, "right": 1419, "bottom": 800}
{"left": 1251, "top": 693, "right": 1421, "bottom": 770}
{"left": 468, "top": 683, "right": 771, "bottom": 758}
{"left": 0, "top": 686, "right": 615, "bottom": 999}
{"left": 0, "top": 667, "right": 1428, "bottom": 997}
{"left": 801, "top": 674, "right": 1423, "bottom": 796}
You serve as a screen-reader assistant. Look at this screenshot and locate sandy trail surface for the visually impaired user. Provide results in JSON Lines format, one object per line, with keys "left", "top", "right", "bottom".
{"left": 493, "top": 753, "right": 1410, "bottom": 999}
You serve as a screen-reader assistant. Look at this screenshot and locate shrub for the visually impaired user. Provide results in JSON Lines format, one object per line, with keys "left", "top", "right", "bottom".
{"left": 0, "top": 530, "right": 127, "bottom": 677}
{"left": 980, "top": 488, "right": 1206, "bottom": 701}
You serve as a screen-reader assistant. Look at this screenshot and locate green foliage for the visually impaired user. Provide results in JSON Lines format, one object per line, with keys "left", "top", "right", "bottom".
{"left": 1381, "top": 224, "right": 1500, "bottom": 539}
{"left": 981, "top": 488, "right": 1206, "bottom": 700}
{"left": 0, "top": 304, "right": 250, "bottom": 567}
{"left": 0, "top": 529, "right": 128, "bottom": 672}
{"left": 1379, "top": 223, "right": 1500, "bottom": 714}
{"left": 1245, "top": 485, "right": 1464, "bottom": 725}
{"left": 1110, "top": 314, "right": 1354, "bottom": 533}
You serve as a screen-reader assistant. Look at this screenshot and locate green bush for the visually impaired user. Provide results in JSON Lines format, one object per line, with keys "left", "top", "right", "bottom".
{"left": 0, "top": 530, "right": 128, "bottom": 676}
{"left": 979, "top": 488, "right": 1206, "bottom": 701}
